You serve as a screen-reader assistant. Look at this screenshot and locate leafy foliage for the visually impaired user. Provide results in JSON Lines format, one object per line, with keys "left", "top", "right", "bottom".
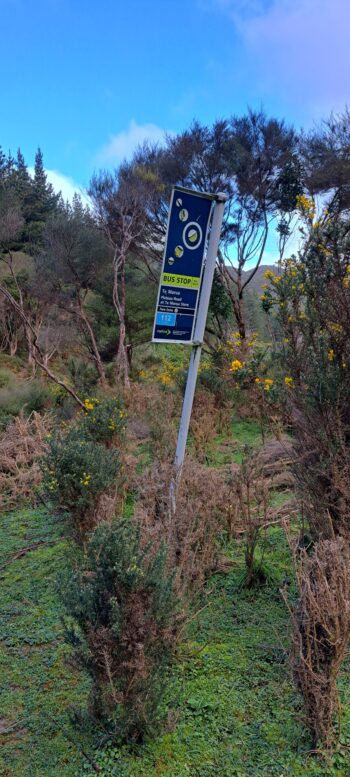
{"left": 81, "top": 396, "right": 126, "bottom": 444}
{"left": 42, "top": 424, "right": 120, "bottom": 519}
{"left": 61, "top": 519, "right": 180, "bottom": 744}
{"left": 264, "top": 203, "right": 350, "bottom": 538}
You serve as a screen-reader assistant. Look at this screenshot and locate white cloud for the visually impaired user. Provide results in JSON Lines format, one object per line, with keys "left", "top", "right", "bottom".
{"left": 28, "top": 167, "right": 90, "bottom": 205}
{"left": 213, "top": 0, "right": 350, "bottom": 120}
{"left": 99, "top": 120, "right": 169, "bottom": 163}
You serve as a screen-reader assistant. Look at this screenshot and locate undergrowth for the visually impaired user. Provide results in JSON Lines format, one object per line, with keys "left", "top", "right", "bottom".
{"left": 2, "top": 508, "right": 350, "bottom": 776}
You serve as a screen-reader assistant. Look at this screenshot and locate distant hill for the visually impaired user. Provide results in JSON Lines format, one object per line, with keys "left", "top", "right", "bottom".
{"left": 227, "top": 265, "right": 277, "bottom": 295}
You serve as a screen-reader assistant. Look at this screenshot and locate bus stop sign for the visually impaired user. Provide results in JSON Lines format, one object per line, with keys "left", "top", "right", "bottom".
{"left": 152, "top": 186, "right": 215, "bottom": 344}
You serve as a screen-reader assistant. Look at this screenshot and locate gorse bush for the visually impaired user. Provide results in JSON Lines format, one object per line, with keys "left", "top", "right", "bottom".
{"left": 81, "top": 396, "right": 126, "bottom": 445}
{"left": 41, "top": 396, "right": 125, "bottom": 530}
{"left": 42, "top": 425, "right": 120, "bottom": 524}
{"left": 264, "top": 202, "right": 350, "bottom": 538}
{"left": 61, "top": 519, "right": 180, "bottom": 744}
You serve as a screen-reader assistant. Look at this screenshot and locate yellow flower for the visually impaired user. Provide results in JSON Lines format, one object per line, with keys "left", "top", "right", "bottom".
{"left": 264, "top": 378, "right": 274, "bottom": 391}
{"left": 159, "top": 372, "right": 172, "bottom": 385}
{"left": 343, "top": 277, "right": 349, "bottom": 289}
{"left": 329, "top": 323, "right": 342, "bottom": 334}
{"left": 283, "top": 338, "right": 289, "bottom": 344}
{"left": 230, "top": 359, "right": 245, "bottom": 372}
{"left": 264, "top": 269, "right": 274, "bottom": 280}
{"left": 84, "top": 399, "right": 94, "bottom": 411}
{"left": 296, "top": 194, "right": 316, "bottom": 220}
{"left": 284, "top": 376, "right": 294, "bottom": 388}
{"left": 255, "top": 377, "right": 261, "bottom": 384}
{"left": 327, "top": 349, "right": 335, "bottom": 362}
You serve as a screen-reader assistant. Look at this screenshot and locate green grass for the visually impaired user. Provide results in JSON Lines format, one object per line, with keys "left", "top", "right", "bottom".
{"left": 0, "top": 507, "right": 90, "bottom": 777}
{"left": 82, "top": 531, "right": 350, "bottom": 777}
{"left": 2, "top": 507, "right": 350, "bottom": 776}
{"left": 202, "top": 416, "right": 266, "bottom": 466}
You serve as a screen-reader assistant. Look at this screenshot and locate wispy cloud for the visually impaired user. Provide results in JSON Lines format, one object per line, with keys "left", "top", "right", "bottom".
{"left": 98, "top": 120, "right": 170, "bottom": 164}
{"left": 211, "top": 0, "right": 350, "bottom": 120}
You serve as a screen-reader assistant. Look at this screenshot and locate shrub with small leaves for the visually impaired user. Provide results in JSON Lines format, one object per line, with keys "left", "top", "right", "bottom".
{"left": 62, "top": 519, "right": 181, "bottom": 744}
{"left": 81, "top": 396, "right": 126, "bottom": 445}
{"left": 264, "top": 207, "right": 350, "bottom": 537}
{"left": 42, "top": 425, "right": 120, "bottom": 520}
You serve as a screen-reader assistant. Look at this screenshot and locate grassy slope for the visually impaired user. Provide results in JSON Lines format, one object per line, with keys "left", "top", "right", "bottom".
{"left": 1, "top": 418, "right": 350, "bottom": 776}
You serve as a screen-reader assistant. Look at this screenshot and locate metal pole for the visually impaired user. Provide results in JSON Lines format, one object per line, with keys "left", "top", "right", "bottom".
{"left": 174, "top": 193, "right": 227, "bottom": 476}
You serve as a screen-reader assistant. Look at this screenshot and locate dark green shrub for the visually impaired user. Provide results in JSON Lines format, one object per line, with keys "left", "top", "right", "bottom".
{"left": 42, "top": 425, "right": 120, "bottom": 519}
{"left": 81, "top": 396, "right": 126, "bottom": 445}
{"left": 264, "top": 206, "right": 350, "bottom": 538}
{"left": 62, "top": 520, "right": 180, "bottom": 744}
{"left": 66, "top": 358, "right": 99, "bottom": 394}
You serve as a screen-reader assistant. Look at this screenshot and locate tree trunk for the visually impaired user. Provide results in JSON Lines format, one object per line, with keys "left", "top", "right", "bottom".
{"left": 26, "top": 328, "right": 37, "bottom": 376}
{"left": 116, "top": 320, "right": 130, "bottom": 388}
{"left": 112, "top": 247, "right": 130, "bottom": 389}
{"left": 76, "top": 291, "right": 107, "bottom": 388}
{"left": 9, "top": 333, "right": 18, "bottom": 356}
{"left": 219, "top": 263, "right": 247, "bottom": 340}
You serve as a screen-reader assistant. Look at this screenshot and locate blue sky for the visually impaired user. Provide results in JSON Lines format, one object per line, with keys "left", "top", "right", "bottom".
{"left": 1, "top": 0, "right": 349, "bottom": 204}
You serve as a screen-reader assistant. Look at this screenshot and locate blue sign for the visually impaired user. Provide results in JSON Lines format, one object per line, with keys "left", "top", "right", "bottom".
{"left": 152, "top": 187, "right": 215, "bottom": 343}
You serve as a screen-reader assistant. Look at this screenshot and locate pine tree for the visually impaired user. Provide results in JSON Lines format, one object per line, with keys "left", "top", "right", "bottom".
{"left": 26, "top": 148, "right": 59, "bottom": 248}
{"left": 15, "top": 149, "right": 31, "bottom": 199}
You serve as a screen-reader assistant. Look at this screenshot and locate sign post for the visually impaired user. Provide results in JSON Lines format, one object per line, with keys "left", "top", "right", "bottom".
{"left": 152, "top": 186, "right": 227, "bottom": 491}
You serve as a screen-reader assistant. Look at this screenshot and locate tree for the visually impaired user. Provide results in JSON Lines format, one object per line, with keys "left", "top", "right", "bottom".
{"left": 26, "top": 148, "right": 59, "bottom": 248}
{"left": 38, "top": 196, "right": 109, "bottom": 386}
{"left": 301, "top": 108, "right": 350, "bottom": 212}
{"left": 217, "top": 110, "right": 300, "bottom": 338}
{"left": 133, "top": 112, "right": 300, "bottom": 340}
{"left": 89, "top": 163, "right": 161, "bottom": 387}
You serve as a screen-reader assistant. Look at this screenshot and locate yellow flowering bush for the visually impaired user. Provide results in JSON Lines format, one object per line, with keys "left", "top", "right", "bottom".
{"left": 42, "top": 425, "right": 120, "bottom": 517}
{"left": 296, "top": 193, "right": 316, "bottom": 224}
{"left": 81, "top": 397, "right": 126, "bottom": 444}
